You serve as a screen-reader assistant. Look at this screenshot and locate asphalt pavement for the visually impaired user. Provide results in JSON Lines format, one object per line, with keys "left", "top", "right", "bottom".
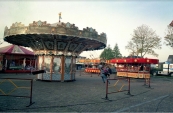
{"left": 1, "top": 71, "right": 173, "bottom": 112}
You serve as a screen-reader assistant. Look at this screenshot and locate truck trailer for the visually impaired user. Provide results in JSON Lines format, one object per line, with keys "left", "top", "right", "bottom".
{"left": 153, "top": 62, "right": 173, "bottom": 77}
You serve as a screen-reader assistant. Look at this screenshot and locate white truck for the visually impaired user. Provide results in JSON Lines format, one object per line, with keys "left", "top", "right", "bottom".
{"left": 152, "top": 63, "right": 173, "bottom": 77}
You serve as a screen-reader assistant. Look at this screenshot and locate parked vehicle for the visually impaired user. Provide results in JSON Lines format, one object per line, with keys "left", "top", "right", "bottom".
{"left": 152, "top": 62, "right": 173, "bottom": 77}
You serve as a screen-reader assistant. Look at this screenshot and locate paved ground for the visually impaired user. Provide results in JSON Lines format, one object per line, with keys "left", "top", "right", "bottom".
{"left": 1, "top": 71, "right": 173, "bottom": 112}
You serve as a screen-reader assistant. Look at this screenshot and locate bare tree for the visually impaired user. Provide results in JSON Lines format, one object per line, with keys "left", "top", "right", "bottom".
{"left": 125, "top": 41, "right": 137, "bottom": 56}
{"left": 125, "top": 25, "right": 162, "bottom": 57}
{"left": 164, "top": 21, "right": 173, "bottom": 48}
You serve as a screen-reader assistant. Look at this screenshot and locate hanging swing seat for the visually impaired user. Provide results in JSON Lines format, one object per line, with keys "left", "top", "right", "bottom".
{"left": 32, "top": 70, "right": 45, "bottom": 75}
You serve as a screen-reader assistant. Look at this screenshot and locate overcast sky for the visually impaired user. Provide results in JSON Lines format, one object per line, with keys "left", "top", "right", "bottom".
{"left": 0, "top": 0, "right": 173, "bottom": 62}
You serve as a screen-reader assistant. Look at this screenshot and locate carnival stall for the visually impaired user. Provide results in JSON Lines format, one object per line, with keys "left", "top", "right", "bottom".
{"left": 110, "top": 57, "right": 159, "bottom": 78}
{"left": 0, "top": 45, "right": 37, "bottom": 73}
{"left": 78, "top": 59, "right": 111, "bottom": 74}
{"left": 103, "top": 57, "right": 159, "bottom": 99}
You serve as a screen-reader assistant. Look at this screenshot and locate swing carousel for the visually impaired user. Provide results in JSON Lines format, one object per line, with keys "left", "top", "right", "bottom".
{"left": 3, "top": 20, "right": 107, "bottom": 82}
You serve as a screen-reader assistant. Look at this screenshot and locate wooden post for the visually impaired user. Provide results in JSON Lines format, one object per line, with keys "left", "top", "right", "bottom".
{"left": 70, "top": 57, "right": 73, "bottom": 80}
{"left": 61, "top": 55, "right": 65, "bottom": 82}
{"left": 50, "top": 55, "right": 54, "bottom": 81}
{"left": 41, "top": 55, "right": 45, "bottom": 80}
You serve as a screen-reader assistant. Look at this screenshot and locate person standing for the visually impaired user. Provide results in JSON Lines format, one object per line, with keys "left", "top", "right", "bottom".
{"left": 100, "top": 67, "right": 110, "bottom": 84}
{"left": 106, "top": 66, "right": 112, "bottom": 78}
{"left": 98, "top": 63, "right": 102, "bottom": 76}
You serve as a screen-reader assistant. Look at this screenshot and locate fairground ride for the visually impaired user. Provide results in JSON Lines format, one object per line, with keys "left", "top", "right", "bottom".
{"left": 3, "top": 20, "right": 107, "bottom": 82}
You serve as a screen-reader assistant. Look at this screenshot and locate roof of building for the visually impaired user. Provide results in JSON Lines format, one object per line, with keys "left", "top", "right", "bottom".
{"left": 0, "top": 45, "right": 34, "bottom": 55}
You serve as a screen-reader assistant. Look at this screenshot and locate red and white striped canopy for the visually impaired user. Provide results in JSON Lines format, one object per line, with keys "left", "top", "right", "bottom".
{"left": 0, "top": 45, "right": 34, "bottom": 55}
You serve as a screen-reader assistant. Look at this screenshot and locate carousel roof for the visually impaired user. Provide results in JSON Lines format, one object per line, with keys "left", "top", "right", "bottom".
{"left": 0, "top": 45, "right": 34, "bottom": 55}
{"left": 3, "top": 20, "right": 107, "bottom": 56}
